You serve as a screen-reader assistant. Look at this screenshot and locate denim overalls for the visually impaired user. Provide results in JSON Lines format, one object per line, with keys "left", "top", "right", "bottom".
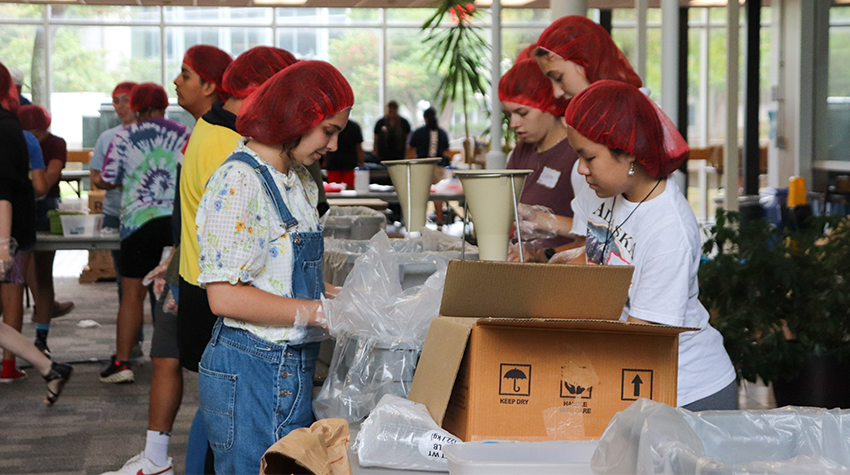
{"left": 197, "top": 151, "right": 323, "bottom": 475}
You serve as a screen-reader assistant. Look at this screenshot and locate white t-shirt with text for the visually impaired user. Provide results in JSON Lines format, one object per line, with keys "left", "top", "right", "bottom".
{"left": 571, "top": 178, "right": 735, "bottom": 406}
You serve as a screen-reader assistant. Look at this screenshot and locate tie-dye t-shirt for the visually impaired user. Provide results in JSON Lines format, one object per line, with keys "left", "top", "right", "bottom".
{"left": 102, "top": 117, "right": 191, "bottom": 240}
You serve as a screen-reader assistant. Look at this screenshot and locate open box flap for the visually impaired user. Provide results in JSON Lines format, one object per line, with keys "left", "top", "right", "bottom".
{"left": 439, "top": 260, "right": 634, "bottom": 320}
{"left": 408, "top": 317, "right": 475, "bottom": 425}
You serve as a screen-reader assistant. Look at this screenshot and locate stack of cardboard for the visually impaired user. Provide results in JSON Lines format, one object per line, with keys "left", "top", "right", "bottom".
{"left": 79, "top": 190, "right": 116, "bottom": 283}
{"left": 409, "top": 260, "right": 691, "bottom": 442}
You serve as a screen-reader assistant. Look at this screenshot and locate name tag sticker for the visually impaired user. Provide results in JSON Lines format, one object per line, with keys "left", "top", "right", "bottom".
{"left": 537, "top": 167, "right": 561, "bottom": 189}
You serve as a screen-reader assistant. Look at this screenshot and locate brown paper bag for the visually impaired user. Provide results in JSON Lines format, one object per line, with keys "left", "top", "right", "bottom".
{"left": 260, "top": 418, "right": 352, "bottom": 475}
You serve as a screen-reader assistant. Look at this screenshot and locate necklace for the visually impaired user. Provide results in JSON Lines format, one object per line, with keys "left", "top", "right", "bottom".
{"left": 600, "top": 178, "right": 663, "bottom": 261}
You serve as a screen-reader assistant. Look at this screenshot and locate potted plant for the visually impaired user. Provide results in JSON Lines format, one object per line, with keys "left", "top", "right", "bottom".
{"left": 421, "top": 1, "right": 490, "bottom": 164}
{"left": 699, "top": 210, "right": 850, "bottom": 408}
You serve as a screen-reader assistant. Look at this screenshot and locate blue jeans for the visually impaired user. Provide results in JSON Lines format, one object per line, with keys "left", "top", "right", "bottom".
{"left": 198, "top": 319, "right": 319, "bottom": 475}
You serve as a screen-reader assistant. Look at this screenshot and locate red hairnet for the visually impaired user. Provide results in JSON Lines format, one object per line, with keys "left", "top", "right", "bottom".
{"left": 499, "top": 59, "right": 567, "bottom": 117}
{"left": 130, "top": 83, "right": 169, "bottom": 112}
{"left": 221, "top": 47, "right": 298, "bottom": 99}
{"left": 237, "top": 60, "right": 354, "bottom": 145}
{"left": 183, "top": 45, "right": 233, "bottom": 102}
{"left": 112, "top": 81, "right": 137, "bottom": 98}
{"left": 565, "top": 80, "right": 688, "bottom": 178}
{"left": 0, "top": 62, "right": 19, "bottom": 114}
{"left": 18, "top": 104, "right": 51, "bottom": 131}
{"left": 537, "top": 15, "right": 642, "bottom": 88}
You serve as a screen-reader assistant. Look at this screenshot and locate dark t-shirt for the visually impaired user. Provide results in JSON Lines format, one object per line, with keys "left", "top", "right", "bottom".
{"left": 373, "top": 116, "right": 411, "bottom": 160}
{"left": 40, "top": 133, "right": 67, "bottom": 198}
{"left": 408, "top": 126, "right": 450, "bottom": 165}
{"left": 325, "top": 120, "right": 363, "bottom": 171}
{"left": 0, "top": 108, "right": 37, "bottom": 251}
{"left": 507, "top": 137, "right": 578, "bottom": 250}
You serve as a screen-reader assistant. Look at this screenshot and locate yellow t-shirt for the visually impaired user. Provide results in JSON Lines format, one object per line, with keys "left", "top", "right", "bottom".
{"left": 179, "top": 117, "right": 241, "bottom": 286}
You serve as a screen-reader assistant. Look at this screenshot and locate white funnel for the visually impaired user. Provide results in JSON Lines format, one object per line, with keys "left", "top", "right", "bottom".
{"left": 382, "top": 158, "right": 441, "bottom": 233}
{"left": 454, "top": 169, "right": 533, "bottom": 261}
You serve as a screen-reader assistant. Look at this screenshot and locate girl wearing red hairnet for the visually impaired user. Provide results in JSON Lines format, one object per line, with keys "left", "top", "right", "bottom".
{"left": 499, "top": 59, "right": 584, "bottom": 257}
{"left": 565, "top": 81, "right": 736, "bottom": 411}
{"left": 194, "top": 60, "right": 353, "bottom": 475}
{"left": 535, "top": 15, "right": 642, "bottom": 100}
{"left": 0, "top": 62, "right": 73, "bottom": 403}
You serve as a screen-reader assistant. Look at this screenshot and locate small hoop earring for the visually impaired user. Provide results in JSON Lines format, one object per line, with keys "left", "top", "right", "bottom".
{"left": 628, "top": 162, "right": 635, "bottom": 177}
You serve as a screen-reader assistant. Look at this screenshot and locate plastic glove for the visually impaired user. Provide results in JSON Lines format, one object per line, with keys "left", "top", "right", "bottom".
{"left": 549, "top": 246, "right": 586, "bottom": 264}
{"left": 507, "top": 243, "right": 549, "bottom": 263}
{"left": 324, "top": 285, "right": 343, "bottom": 300}
{"left": 289, "top": 297, "right": 330, "bottom": 345}
{"left": 164, "top": 292, "right": 178, "bottom": 315}
{"left": 516, "top": 204, "right": 560, "bottom": 241}
{"left": 142, "top": 247, "right": 173, "bottom": 298}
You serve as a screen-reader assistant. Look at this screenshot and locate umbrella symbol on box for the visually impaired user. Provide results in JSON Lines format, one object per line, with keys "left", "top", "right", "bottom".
{"left": 503, "top": 368, "right": 527, "bottom": 392}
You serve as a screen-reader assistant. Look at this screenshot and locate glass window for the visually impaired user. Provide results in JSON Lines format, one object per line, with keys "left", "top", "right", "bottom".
{"left": 276, "top": 27, "right": 325, "bottom": 58}
{"left": 0, "top": 24, "right": 39, "bottom": 97}
{"left": 0, "top": 3, "right": 43, "bottom": 20}
{"left": 387, "top": 8, "right": 440, "bottom": 24}
{"left": 52, "top": 5, "right": 160, "bottom": 24}
{"left": 502, "top": 26, "right": 544, "bottom": 64}
{"left": 327, "top": 28, "right": 381, "bottom": 135}
{"left": 49, "top": 25, "right": 161, "bottom": 148}
{"left": 501, "top": 8, "right": 549, "bottom": 25}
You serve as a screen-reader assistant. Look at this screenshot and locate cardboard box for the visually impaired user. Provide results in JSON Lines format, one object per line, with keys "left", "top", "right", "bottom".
{"left": 88, "top": 250, "right": 114, "bottom": 270}
{"left": 88, "top": 190, "right": 106, "bottom": 215}
{"left": 408, "top": 259, "right": 691, "bottom": 442}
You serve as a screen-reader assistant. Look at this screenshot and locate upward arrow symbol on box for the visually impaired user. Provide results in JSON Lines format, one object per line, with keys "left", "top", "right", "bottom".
{"left": 631, "top": 374, "right": 643, "bottom": 397}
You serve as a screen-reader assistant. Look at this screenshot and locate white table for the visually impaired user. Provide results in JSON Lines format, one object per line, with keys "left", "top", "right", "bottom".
{"left": 33, "top": 232, "right": 120, "bottom": 251}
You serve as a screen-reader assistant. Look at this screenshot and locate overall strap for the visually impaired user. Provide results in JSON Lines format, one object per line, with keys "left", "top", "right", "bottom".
{"left": 225, "top": 151, "right": 298, "bottom": 229}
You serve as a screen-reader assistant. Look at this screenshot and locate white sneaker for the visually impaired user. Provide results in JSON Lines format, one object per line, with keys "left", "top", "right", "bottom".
{"left": 100, "top": 451, "right": 174, "bottom": 475}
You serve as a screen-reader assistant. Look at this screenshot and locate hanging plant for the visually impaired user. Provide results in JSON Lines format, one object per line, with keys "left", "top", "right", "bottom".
{"left": 422, "top": 1, "right": 491, "bottom": 162}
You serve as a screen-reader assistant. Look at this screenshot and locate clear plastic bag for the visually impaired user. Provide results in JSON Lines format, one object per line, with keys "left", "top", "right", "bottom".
{"left": 592, "top": 398, "right": 850, "bottom": 475}
{"left": 314, "top": 231, "right": 447, "bottom": 423}
{"left": 354, "top": 394, "right": 460, "bottom": 472}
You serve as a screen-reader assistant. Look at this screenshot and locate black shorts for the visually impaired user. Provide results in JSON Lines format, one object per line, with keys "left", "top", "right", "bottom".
{"left": 119, "top": 216, "right": 173, "bottom": 279}
{"left": 177, "top": 276, "right": 218, "bottom": 372}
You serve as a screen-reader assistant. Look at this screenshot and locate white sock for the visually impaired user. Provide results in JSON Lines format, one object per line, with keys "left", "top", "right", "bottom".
{"left": 144, "top": 430, "right": 171, "bottom": 467}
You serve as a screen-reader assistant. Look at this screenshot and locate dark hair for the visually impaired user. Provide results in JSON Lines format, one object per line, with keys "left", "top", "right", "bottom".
{"left": 534, "top": 46, "right": 551, "bottom": 58}
{"left": 387, "top": 100, "right": 399, "bottom": 109}
{"left": 423, "top": 107, "right": 438, "bottom": 130}
{"left": 280, "top": 135, "right": 303, "bottom": 164}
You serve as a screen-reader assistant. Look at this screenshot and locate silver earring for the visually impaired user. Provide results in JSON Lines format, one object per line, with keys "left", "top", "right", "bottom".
{"left": 628, "top": 162, "right": 635, "bottom": 177}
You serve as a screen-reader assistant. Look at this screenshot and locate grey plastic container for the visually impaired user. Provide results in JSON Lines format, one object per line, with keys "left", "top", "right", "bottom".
{"left": 322, "top": 206, "right": 387, "bottom": 240}
{"left": 322, "top": 236, "right": 478, "bottom": 290}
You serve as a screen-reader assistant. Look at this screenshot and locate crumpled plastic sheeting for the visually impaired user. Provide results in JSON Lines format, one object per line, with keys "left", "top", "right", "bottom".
{"left": 314, "top": 231, "right": 447, "bottom": 423}
{"left": 354, "top": 394, "right": 460, "bottom": 472}
{"left": 322, "top": 228, "right": 474, "bottom": 288}
{"left": 592, "top": 398, "right": 850, "bottom": 475}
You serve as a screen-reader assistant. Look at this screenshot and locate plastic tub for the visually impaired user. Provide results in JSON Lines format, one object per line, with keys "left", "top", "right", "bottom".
{"left": 323, "top": 236, "right": 477, "bottom": 289}
{"left": 444, "top": 440, "right": 598, "bottom": 475}
{"left": 323, "top": 206, "right": 387, "bottom": 240}
{"left": 60, "top": 214, "right": 103, "bottom": 237}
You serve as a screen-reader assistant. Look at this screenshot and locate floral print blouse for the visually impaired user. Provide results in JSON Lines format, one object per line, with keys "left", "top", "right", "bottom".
{"left": 196, "top": 141, "right": 320, "bottom": 343}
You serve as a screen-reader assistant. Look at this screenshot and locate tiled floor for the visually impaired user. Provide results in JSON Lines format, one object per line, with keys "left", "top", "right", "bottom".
{"left": 0, "top": 251, "right": 777, "bottom": 475}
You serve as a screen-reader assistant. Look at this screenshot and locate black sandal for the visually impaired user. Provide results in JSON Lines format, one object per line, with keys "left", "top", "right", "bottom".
{"left": 44, "top": 362, "right": 73, "bottom": 406}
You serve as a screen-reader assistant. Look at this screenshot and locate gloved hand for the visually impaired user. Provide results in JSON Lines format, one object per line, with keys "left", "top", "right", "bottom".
{"left": 290, "top": 298, "right": 329, "bottom": 345}
{"left": 143, "top": 263, "right": 169, "bottom": 299}
{"left": 516, "top": 204, "right": 560, "bottom": 241}
{"left": 549, "top": 246, "right": 586, "bottom": 264}
{"left": 507, "top": 243, "right": 548, "bottom": 263}
{"left": 324, "top": 285, "right": 343, "bottom": 300}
